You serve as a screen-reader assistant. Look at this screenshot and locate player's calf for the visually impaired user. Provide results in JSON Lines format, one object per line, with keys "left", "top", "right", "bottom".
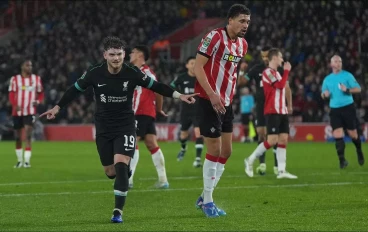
{"left": 335, "top": 137, "right": 347, "bottom": 168}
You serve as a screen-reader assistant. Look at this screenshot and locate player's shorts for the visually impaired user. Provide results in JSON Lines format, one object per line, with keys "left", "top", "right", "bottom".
{"left": 197, "top": 97, "right": 234, "bottom": 138}
{"left": 255, "top": 103, "right": 266, "bottom": 127}
{"left": 135, "top": 115, "right": 156, "bottom": 138}
{"left": 265, "top": 114, "right": 289, "bottom": 135}
{"left": 96, "top": 130, "right": 136, "bottom": 166}
{"left": 180, "top": 114, "right": 199, "bottom": 131}
{"left": 330, "top": 103, "right": 357, "bottom": 131}
{"left": 13, "top": 115, "right": 35, "bottom": 130}
{"left": 241, "top": 113, "right": 251, "bottom": 125}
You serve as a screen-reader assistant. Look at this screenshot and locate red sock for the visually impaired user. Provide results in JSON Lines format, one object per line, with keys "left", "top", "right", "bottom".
{"left": 218, "top": 157, "right": 228, "bottom": 164}
{"left": 25, "top": 147, "right": 31, "bottom": 151}
{"left": 150, "top": 147, "right": 160, "bottom": 155}
{"left": 205, "top": 153, "right": 219, "bottom": 162}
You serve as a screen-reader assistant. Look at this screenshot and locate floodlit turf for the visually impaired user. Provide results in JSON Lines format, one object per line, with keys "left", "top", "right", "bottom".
{"left": 0, "top": 141, "right": 367, "bottom": 231}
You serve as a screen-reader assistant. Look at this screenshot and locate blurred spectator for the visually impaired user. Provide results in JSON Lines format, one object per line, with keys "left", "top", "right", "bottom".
{"left": 0, "top": 0, "right": 367, "bottom": 125}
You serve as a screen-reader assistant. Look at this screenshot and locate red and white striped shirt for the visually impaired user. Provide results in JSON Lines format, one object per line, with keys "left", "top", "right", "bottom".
{"left": 8, "top": 74, "right": 44, "bottom": 116}
{"left": 195, "top": 27, "right": 248, "bottom": 106}
{"left": 262, "top": 68, "right": 290, "bottom": 115}
{"left": 133, "top": 65, "right": 157, "bottom": 118}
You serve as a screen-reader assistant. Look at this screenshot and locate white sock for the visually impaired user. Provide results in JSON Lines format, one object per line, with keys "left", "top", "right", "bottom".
{"left": 202, "top": 154, "right": 218, "bottom": 204}
{"left": 151, "top": 147, "right": 167, "bottom": 183}
{"left": 276, "top": 145, "right": 286, "bottom": 172}
{"left": 15, "top": 149, "right": 23, "bottom": 162}
{"left": 248, "top": 142, "right": 270, "bottom": 164}
{"left": 129, "top": 149, "right": 139, "bottom": 184}
{"left": 24, "top": 149, "right": 31, "bottom": 163}
{"left": 214, "top": 162, "right": 225, "bottom": 188}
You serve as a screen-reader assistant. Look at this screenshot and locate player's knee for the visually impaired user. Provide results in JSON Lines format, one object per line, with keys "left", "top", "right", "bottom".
{"left": 278, "top": 135, "right": 288, "bottom": 145}
{"left": 104, "top": 166, "right": 116, "bottom": 178}
{"left": 333, "top": 128, "right": 344, "bottom": 138}
{"left": 347, "top": 130, "right": 358, "bottom": 140}
{"left": 267, "top": 137, "right": 278, "bottom": 146}
{"left": 180, "top": 131, "right": 189, "bottom": 140}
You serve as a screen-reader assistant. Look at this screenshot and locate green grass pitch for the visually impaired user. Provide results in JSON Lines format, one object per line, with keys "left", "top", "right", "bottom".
{"left": 0, "top": 141, "right": 367, "bottom": 231}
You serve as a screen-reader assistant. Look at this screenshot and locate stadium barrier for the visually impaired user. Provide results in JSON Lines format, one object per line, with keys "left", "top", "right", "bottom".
{"left": 44, "top": 123, "right": 367, "bottom": 142}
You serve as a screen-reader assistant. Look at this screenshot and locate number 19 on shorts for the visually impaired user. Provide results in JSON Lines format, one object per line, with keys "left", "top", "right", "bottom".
{"left": 124, "top": 135, "right": 135, "bottom": 149}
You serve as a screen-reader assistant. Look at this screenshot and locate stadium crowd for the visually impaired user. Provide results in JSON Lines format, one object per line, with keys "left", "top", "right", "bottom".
{"left": 0, "top": 0, "right": 367, "bottom": 128}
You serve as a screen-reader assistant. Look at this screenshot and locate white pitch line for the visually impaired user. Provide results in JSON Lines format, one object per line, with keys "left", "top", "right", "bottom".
{"left": 0, "top": 171, "right": 367, "bottom": 186}
{"left": 0, "top": 182, "right": 365, "bottom": 197}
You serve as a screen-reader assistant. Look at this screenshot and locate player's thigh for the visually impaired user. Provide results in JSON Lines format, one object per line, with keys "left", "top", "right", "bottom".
{"left": 135, "top": 115, "right": 148, "bottom": 139}
{"left": 241, "top": 113, "right": 250, "bottom": 126}
{"left": 24, "top": 115, "right": 36, "bottom": 127}
{"left": 255, "top": 103, "right": 266, "bottom": 128}
{"left": 12, "top": 116, "right": 24, "bottom": 130}
{"left": 221, "top": 104, "right": 234, "bottom": 134}
{"left": 220, "top": 132, "right": 232, "bottom": 157}
{"left": 197, "top": 98, "right": 222, "bottom": 138}
{"left": 279, "top": 115, "right": 290, "bottom": 135}
{"left": 144, "top": 118, "right": 158, "bottom": 150}
{"left": 96, "top": 135, "right": 114, "bottom": 167}
{"left": 265, "top": 114, "right": 281, "bottom": 135}
{"left": 180, "top": 115, "right": 192, "bottom": 132}
{"left": 329, "top": 108, "right": 343, "bottom": 132}
{"left": 278, "top": 133, "right": 289, "bottom": 145}
{"left": 341, "top": 104, "right": 357, "bottom": 131}
{"left": 113, "top": 131, "right": 136, "bottom": 160}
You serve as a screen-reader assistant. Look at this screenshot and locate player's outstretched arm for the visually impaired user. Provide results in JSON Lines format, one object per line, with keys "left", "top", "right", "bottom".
{"left": 39, "top": 84, "right": 82, "bottom": 120}
{"left": 143, "top": 78, "right": 197, "bottom": 104}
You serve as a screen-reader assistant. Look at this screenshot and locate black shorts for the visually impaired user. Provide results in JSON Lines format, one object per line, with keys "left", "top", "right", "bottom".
{"left": 265, "top": 114, "right": 289, "bottom": 135}
{"left": 135, "top": 115, "right": 156, "bottom": 138}
{"left": 180, "top": 114, "right": 199, "bottom": 131}
{"left": 330, "top": 104, "right": 357, "bottom": 131}
{"left": 255, "top": 103, "right": 266, "bottom": 127}
{"left": 96, "top": 131, "right": 136, "bottom": 166}
{"left": 241, "top": 113, "right": 251, "bottom": 125}
{"left": 13, "top": 115, "right": 35, "bottom": 130}
{"left": 197, "top": 97, "right": 234, "bottom": 138}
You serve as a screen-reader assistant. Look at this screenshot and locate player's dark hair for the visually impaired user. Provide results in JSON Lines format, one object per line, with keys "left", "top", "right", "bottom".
{"left": 102, "top": 36, "right": 126, "bottom": 51}
{"left": 133, "top": 45, "right": 150, "bottom": 61}
{"left": 20, "top": 58, "right": 31, "bottom": 67}
{"left": 185, "top": 56, "right": 195, "bottom": 64}
{"left": 268, "top": 48, "right": 281, "bottom": 61}
{"left": 227, "top": 4, "right": 250, "bottom": 19}
{"left": 261, "top": 45, "right": 272, "bottom": 52}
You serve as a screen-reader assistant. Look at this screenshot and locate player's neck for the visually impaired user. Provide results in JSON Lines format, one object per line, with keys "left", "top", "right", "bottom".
{"left": 107, "top": 65, "right": 122, "bottom": 74}
{"left": 21, "top": 72, "right": 31, "bottom": 78}
{"left": 132, "top": 60, "right": 145, "bottom": 69}
{"left": 225, "top": 25, "right": 237, "bottom": 41}
{"left": 187, "top": 71, "right": 195, "bottom": 77}
{"left": 332, "top": 69, "right": 341, "bottom": 74}
{"left": 268, "top": 63, "right": 278, "bottom": 70}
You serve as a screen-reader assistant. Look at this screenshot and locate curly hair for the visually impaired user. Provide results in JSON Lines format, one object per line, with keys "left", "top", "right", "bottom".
{"left": 102, "top": 36, "right": 126, "bottom": 51}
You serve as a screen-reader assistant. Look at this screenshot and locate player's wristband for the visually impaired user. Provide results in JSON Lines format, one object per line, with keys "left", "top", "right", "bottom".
{"left": 172, "top": 91, "right": 182, "bottom": 99}
{"left": 345, "top": 89, "right": 350, "bottom": 94}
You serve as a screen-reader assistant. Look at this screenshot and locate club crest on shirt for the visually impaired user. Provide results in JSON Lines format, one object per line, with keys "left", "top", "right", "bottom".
{"left": 203, "top": 37, "right": 211, "bottom": 48}
{"left": 123, "top": 81, "right": 129, "bottom": 91}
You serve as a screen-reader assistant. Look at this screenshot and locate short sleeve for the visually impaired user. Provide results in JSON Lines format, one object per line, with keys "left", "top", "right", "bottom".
{"left": 346, "top": 72, "right": 360, "bottom": 88}
{"left": 197, "top": 31, "right": 221, "bottom": 58}
{"left": 8, "top": 76, "right": 16, "bottom": 92}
